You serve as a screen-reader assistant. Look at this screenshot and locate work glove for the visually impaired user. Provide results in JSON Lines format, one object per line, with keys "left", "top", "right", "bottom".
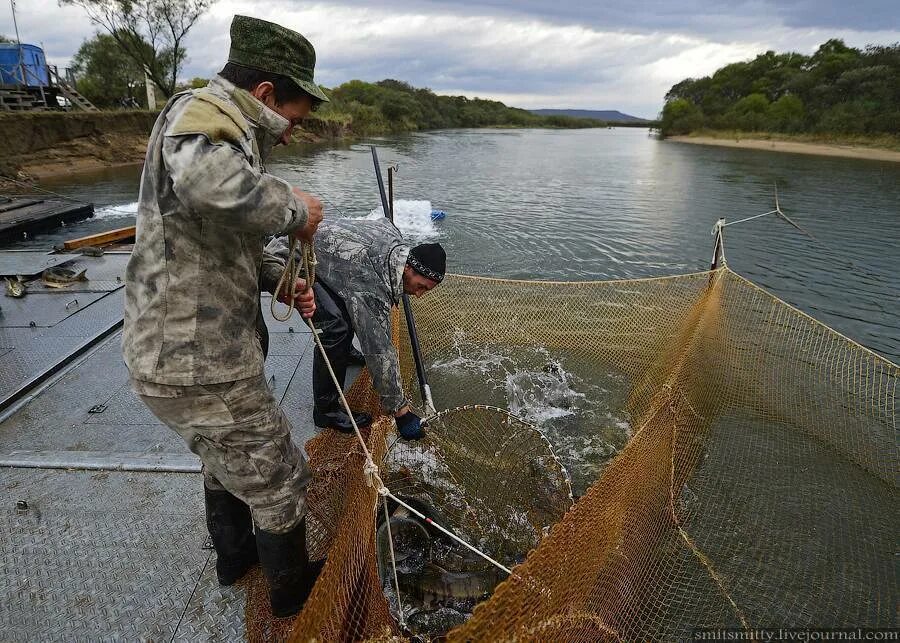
{"left": 395, "top": 410, "right": 425, "bottom": 440}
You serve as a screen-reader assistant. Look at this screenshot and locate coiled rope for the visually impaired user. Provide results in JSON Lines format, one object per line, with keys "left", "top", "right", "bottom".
{"left": 270, "top": 234, "right": 317, "bottom": 322}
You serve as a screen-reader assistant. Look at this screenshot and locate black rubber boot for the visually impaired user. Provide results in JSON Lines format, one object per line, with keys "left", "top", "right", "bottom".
{"left": 311, "top": 282, "right": 354, "bottom": 414}
{"left": 256, "top": 518, "right": 324, "bottom": 618}
{"left": 204, "top": 486, "right": 258, "bottom": 586}
{"left": 313, "top": 408, "right": 373, "bottom": 433}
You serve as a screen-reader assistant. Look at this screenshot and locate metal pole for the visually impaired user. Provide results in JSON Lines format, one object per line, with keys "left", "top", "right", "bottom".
{"left": 10, "top": 0, "right": 26, "bottom": 87}
{"left": 371, "top": 146, "right": 389, "bottom": 216}
{"left": 370, "top": 146, "right": 434, "bottom": 413}
{"left": 388, "top": 166, "right": 395, "bottom": 221}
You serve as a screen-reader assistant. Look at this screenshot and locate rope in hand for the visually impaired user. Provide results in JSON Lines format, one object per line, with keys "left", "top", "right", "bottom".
{"left": 270, "top": 234, "right": 317, "bottom": 323}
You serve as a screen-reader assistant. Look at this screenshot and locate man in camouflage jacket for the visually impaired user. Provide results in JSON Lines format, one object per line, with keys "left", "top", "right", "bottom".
{"left": 123, "top": 15, "right": 329, "bottom": 618}
{"left": 266, "top": 218, "right": 446, "bottom": 439}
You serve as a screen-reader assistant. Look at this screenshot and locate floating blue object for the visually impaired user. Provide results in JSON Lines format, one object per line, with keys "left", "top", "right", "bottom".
{"left": 430, "top": 209, "right": 446, "bottom": 221}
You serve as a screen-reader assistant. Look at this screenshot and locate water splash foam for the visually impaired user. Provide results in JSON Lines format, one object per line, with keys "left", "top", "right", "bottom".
{"left": 359, "top": 199, "right": 440, "bottom": 241}
{"left": 94, "top": 201, "right": 138, "bottom": 220}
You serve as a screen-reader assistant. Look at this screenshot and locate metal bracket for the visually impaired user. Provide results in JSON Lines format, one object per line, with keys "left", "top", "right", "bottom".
{"left": 711, "top": 218, "right": 726, "bottom": 269}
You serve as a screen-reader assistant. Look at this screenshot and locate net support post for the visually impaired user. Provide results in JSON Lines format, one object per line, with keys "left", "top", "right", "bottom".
{"left": 711, "top": 218, "right": 726, "bottom": 269}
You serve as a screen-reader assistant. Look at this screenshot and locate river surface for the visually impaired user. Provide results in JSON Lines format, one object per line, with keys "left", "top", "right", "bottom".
{"left": 5, "top": 127, "right": 899, "bottom": 361}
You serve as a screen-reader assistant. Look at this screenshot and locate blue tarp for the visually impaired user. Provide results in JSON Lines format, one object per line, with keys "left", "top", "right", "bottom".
{"left": 0, "top": 43, "right": 49, "bottom": 87}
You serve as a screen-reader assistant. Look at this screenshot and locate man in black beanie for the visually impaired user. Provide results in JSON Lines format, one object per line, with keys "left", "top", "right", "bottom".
{"left": 265, "top": 219, "right": 445, "bottom": 439}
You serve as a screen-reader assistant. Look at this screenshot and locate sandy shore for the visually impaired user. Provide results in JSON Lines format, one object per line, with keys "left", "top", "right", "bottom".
{"left": 668, "top": 135, "right": 900, "bottom": 162}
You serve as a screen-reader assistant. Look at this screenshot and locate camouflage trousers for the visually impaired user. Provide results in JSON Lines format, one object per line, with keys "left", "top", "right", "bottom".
{"left": 132, "top": 374, "right": 310, "bottom": 534}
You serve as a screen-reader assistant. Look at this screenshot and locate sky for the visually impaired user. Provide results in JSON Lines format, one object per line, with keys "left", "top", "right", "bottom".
{"left": 2, "top": 0, "right": 899, "bottom": 118}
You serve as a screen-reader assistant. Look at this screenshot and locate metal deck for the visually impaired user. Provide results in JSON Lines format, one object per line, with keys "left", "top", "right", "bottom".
{"left": 0, "top": 198, "right": 94, "bottom": 243}
{"left": 0, "top": 250, "right": 322, "bottom": 641}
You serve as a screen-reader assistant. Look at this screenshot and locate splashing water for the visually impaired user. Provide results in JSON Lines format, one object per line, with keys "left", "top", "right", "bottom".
{"left": 427, "top": 332, "right": 632, "bottom": 494}
{"left": 505, "top": 359, "right": 584, "bottom": 424}
{"left": 362, "top": 199, "right": 441, "bottom": 241}
{"left": 94, "top": 201, "right": 139, "bottom": 220}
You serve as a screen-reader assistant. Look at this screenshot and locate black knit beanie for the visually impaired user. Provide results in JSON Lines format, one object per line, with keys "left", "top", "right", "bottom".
{"left": 407, "top": 243, "right": 446, "bottom": 283}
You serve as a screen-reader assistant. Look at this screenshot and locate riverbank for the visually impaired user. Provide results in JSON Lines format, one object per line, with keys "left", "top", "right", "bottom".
{"left": 0, "top": 110, "right": 351, "bottom": 189}
{"left": 0, "top": 111, "right": 156, "bottom": 185}
{"left": 668, "top": 131, "right": 900, "bottom": 162}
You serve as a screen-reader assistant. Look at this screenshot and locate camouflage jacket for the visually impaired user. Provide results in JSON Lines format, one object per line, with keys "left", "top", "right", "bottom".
{"left": 266, "top": 219, "right": 410, "bottom": 412}
{"left": 123, "top": 76, "right": 308, "bottom": 386}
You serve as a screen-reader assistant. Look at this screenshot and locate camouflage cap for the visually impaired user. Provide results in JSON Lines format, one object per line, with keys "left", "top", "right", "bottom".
{"left": 228, "top": 15, "right": 329, "bottom": 103}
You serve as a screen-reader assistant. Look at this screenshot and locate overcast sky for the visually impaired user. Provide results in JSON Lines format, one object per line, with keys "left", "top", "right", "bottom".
{"left": 3, "top": 0, "right": 899, "bottom": 118}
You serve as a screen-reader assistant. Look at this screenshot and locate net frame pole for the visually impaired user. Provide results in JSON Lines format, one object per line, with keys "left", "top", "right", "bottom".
{"left": 388, "top": 166, "right": 395, "bottom": 221}
{"left": 370, "top": 145, "right": 435, "bottom": 414}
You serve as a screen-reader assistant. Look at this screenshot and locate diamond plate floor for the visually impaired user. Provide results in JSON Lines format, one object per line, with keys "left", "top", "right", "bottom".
{"left": 0, "top": 252, "right": 130, "bottom": 405}
{"left": 0, "top": 468, "right": 218, "bottom": 642}
{"left": 0, "top": 263, "right": 333, "bottom": 641}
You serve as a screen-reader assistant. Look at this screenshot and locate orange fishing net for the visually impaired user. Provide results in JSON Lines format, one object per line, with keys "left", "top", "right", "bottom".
{"left": 247, "top": 267, "right": 897, "bottom": 641}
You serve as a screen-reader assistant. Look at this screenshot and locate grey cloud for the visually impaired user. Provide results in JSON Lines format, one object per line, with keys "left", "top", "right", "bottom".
{"left": 7, "top": 0, "right": 899, "bottom": 120}
{"left": 289, "top": 0, "right": 900, "bottom": 35}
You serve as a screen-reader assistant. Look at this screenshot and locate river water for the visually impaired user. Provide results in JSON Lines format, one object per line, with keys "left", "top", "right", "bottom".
{"left": 6, "top": 127, "right": 899, "bottom": 363}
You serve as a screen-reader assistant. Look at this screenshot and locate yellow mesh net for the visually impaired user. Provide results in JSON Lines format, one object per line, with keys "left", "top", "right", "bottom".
{"left": 248, "top": 266, "right": 897, "bottom": 641}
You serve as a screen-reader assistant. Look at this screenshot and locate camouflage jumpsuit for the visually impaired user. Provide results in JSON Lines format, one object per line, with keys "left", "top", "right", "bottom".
{"left": 266, "top": 218, "right": 410, "bottom": 414}
{"left": 123, "top": 76, "right": 311, "bottom": 534}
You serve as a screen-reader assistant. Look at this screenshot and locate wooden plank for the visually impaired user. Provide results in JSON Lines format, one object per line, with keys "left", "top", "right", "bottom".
{"left": 63, "top": 226, "right": 136, "bottom": 250}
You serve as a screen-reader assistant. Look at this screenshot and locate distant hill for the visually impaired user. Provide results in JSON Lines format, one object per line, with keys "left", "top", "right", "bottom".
{"left": 529, "top": 109, "right": 650, "bottom": 123}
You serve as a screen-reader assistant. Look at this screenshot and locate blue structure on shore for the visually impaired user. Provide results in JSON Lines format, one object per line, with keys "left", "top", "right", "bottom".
{"left": 0, "top": 43, "right": 49, "bottom": 86}
{"left": 0, "top": 42, "right": 94, "bottom": 111}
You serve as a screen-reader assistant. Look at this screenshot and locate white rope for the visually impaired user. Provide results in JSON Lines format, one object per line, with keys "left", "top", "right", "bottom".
{"left": 382, "top": 494, "right": 407, "bottom": 629}
{"left": 382, "top": 489, "right": 513, "bottom": 575}
{"left": 720, "top": 209, "right": 777, "bottom": 228}
{"left": 271, "top": 236, "right": 299, "bottom": 322}
{"left": 271, "top": 236, "right": 317, "bottom": 323}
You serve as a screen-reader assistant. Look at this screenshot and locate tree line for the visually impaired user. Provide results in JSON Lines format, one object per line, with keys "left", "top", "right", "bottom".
{"left": 659, "top": 39, "right": 899, "bottom": 137}
{"left": 315, "top": 79, "right": 606, "bottom": 134}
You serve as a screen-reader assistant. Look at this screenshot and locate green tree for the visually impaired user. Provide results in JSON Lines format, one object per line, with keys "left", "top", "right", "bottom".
{"left": 0, "top": 35, "right": 13, "bottom": 43}
{"left": 724, "top": 93, "right": 770, "bottom": 130}
{"left": 768, "top": 95, "right": 805, "bottom": 132}
{"left": 318, "top": 78, "right": 606, "bottom": 135}
{"left": 174, "top": 76, "right": 208, "bottom": 91}
{"left": 71, "top": 32, "right": 150, "bottom": 108}
{"left": 60, "top": 0, "right": 215, "bottom": 97}
{"left": 659, "top": 98, "right": 705, "bottom": 136}
{"left": 660, "top": 39, "right": 898, "bottom": 136}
